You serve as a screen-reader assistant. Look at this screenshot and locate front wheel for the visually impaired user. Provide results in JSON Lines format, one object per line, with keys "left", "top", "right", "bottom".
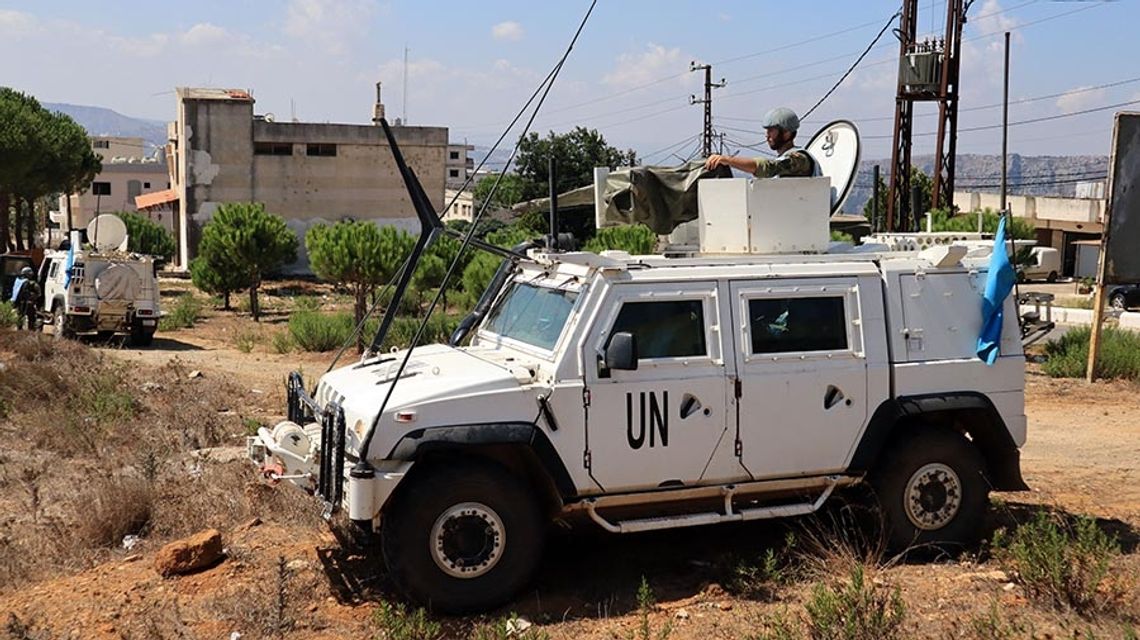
{"left": 381, "top": 460, "right": 544, "bottom": 613}
{"left": 870, "top": 427, "right": 989, "bottom": 552}
{"left": 51, "top": 305, "right": 73, "bottom": 340}
{"left": 1111, "top": 293, "right": 1128, "bottom": 311}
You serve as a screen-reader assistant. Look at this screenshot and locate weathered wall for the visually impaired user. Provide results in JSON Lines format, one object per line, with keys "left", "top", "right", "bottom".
{"left": 173, "top": 94, "right": 447, "bottom": 272}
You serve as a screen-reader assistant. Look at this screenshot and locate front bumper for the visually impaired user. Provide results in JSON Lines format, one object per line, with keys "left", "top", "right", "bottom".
{"left": 249, "top": 371, "right": 412, "bottom": 524}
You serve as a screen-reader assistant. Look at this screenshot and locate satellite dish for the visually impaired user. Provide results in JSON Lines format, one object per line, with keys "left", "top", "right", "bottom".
{"left": 86, "top": 214, "right": 128, "bottom": 252}
{"left": 804, "top": 120, "right": 861, "bottom": 215}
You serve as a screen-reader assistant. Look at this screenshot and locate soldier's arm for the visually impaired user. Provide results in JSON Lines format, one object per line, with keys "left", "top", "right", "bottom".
{"left": 704, "top": 155, "right": 759, "bottom": 174}
{"left": 752, "top": 151, "right": 813, "bottom": 178}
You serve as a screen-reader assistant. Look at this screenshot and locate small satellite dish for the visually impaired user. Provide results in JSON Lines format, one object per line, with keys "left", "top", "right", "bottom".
{"left": 805, "top": 120, "right": 861, "bottom": 215}
{"left": 86, "top": 214, "right": 128, "bottom": 252}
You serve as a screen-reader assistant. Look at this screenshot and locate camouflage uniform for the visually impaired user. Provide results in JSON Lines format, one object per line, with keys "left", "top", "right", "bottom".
{"left": 751, "top": 148, "right": 816, "bottom": 179}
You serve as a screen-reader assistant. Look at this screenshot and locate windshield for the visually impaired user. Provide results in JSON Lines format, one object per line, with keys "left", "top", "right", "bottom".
{"left": 482, "top": 281, "right": 579, "bottom": 351}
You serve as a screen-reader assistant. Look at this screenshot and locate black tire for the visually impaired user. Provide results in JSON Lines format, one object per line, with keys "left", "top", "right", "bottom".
{"left": 1016, "top": 271, "right": 1027, "bottom": 284}
{"left": 131, "top": 325, "right": 155, "bottom": 347}
{"left": 1111, "top": 293, "right": 1128, "bottom": 311}
{"left": 870, "top": 426, "right": 989, "bottom": 553}
{"left": 1046, "top": 271, "right": 1058, "bottom": 283}
{"left": 51, "top": 304, "right": 72, "bottom": 340}
{"left": 381, "top": 460, "right": 544, "bottom": 614}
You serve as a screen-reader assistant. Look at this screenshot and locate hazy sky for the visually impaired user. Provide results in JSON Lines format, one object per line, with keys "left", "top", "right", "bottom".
{"left": 1, "top": 0, "right": 1135, "bottom": 163}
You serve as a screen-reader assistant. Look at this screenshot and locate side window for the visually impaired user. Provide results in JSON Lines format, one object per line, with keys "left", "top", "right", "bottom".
{"left": 611, "top": 300, "right": 706, "bottom": 359}
{"left": 748, "top": 296, "right": 848, "bottom": 354}
{"left": 48, "top": 262, "right": 59, "bottom": 279}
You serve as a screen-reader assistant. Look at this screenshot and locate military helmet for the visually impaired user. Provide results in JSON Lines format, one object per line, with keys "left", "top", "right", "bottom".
{"left": 762, "top": 107, "right": 800, "bottom": 133}
{"left": 20, "top": 266, "right": 33, "bottom": 277}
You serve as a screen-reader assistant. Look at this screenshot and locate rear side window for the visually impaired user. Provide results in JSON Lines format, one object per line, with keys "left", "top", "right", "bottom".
{"left": 611, "top": 300, "right": 706, "bottom": 359}
{"left": 749, "top": 297, "right": 848, "bottom": 354}
{"left": 48, "top": 262, "right": 59, "bottom": 279}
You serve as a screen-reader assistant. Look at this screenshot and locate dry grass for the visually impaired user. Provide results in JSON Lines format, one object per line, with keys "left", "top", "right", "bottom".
{"left": 0, "top": 332, "right": 311, "bottom": 592}
{"left": 71, "top": 476, "right": 155, "bottom": 549}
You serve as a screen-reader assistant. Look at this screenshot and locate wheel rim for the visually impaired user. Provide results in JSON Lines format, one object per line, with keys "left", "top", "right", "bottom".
{"left": 903, "top": 463, "right": 962, "bottom": 531}
{"left": 429, "top": 502, "right": 505, "bottom": 579}
{"left": 54, "top": 311, "right": 64, "bottom": 337}
{"left": 1112, "top": 296, "right": 1126, "bottom": 311}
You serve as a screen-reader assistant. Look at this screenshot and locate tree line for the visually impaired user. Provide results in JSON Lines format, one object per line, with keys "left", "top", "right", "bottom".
{"left": 0, "top": 87, "right": 101, "bottom": 252}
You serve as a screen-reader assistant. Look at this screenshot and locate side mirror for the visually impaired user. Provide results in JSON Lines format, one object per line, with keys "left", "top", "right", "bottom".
{"left": 605, "top": 332, "right": 638, "bottom": 371}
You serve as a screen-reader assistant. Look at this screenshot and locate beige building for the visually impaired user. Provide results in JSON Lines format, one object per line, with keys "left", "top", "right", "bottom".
{"left": 954, "top": 189, "right": 1105, "bottom": 277}
{"left": 446, "top": 143, "right": 475, "bottom": 188}
{"left": 166, "top": 86, "right": 449, "bottom": 270}
{"left": 55, "top": 136, "right": 170, "bottom": 233}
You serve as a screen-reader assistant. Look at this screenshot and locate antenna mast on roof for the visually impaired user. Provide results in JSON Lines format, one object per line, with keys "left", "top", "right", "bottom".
{"left": 403, "top": 45, "right": 409, "bottom": 124}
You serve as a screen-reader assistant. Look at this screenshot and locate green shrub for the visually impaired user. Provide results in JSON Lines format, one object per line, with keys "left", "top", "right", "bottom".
{"left": 288, "top": 311, "right": 354, "bottom": 352}
{"left": 967, "top": 602, "right": 1031, "bottom": 639}
{"left": 115, "top": 211, "right": 176, "bottom": 261}
{"left": 584, "top": 225, "right": 657, "bottom": 255}
{"left": 469, "top": 616, "right": 550, "bottom": 640}
{"left": 0, "top": 301, "right": 17, "bottom": 329}
{"left": 633, "top": 576, "right": 672, "bottom": 640}
{"left": 159, "top": 295, "right": 203, "bottom": 331}
{"left": 371, "top": 600, "right": 440, "bottom": 640}
{"left": 724, "top": 532, "right": 797, "bottom": 599}
{"left": 233, "top": 328, "right": 261, "bottom": 353}
{"left": 803, "top": 565, "right": 905, "bottom": 640}
{"left": 1042, "top": 326, "right": 1140, "bottom": 380}
{"left": 270, "top": 330, "right": 294, "bottom": 354}
{"left": 992, "top": 511, "right": 1124, "bottom": 614}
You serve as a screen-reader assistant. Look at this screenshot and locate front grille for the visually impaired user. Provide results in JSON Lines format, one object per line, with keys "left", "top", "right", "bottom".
{"left": 286, "top": 371, "right": 344, "bottom": 513}
{"left": 317, "top": 400, "right": 347, "bottom": 511}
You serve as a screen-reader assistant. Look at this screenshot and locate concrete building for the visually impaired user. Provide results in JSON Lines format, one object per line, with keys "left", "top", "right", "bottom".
{"left": 446, "top": 143, "right": 475, "bottom": 188}
{"left": 443, "top": 188, "right": 476, "bottom": 223}
{"left": 954, "top": 190, "right": 1105, "bottom": 277}
{"left": 55, "top": 136, "right": 170, "bottom": 233}
{"left": 166, "top": 86, "right": 448, "bottom": 270}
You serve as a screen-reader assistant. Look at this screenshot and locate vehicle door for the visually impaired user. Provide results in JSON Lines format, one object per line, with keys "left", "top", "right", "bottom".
{"left": 583, "top": 281, "right": 734, "bottom": 493}
{"left": 42, "top": 259, "right": 62, "bottom": 312}
{"left": 730, "top": 278, "right": 868, "bottom": 479}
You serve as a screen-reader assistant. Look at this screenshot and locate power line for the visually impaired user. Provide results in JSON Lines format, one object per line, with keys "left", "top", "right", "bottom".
{"left": 801, "top": 10, "right": 900, "bottom": 119}
{"left": 456, "top": 0, "right": 1048, "bottom": 134}
{"left": 863, "top": 97, "right": 1140, "bottom": 139}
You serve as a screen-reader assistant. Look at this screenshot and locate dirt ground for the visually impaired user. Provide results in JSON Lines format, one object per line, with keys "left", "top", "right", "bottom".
{"left": 2, "top": 293, "right": 1139, "bottom": 639}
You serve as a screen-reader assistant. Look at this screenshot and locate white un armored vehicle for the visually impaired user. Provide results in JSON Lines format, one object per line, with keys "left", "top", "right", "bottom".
{"left": 39, "top": 214, "right": 161, "bottom": 345}
{"left": 249, "top": 120, "right": 1028, "bottom": 613}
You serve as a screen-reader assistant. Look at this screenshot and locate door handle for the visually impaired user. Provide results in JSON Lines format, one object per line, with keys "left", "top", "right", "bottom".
{"left": 824, "top": 385, "right": 850, "bottom": 410}
{"left": 680, "top": 393, "right": 709, "bottom": 419}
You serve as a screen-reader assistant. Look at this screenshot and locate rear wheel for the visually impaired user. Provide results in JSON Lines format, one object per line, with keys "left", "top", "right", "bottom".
{"left": 1111, "top": 293, "right": 1128, "bottom": 311}
{"left": 131, "top": 324, "right": 155, "bottom": 347}
{"left": 1046, "top": 271, "right": 1058, "bottom": 283}
{"left": 381, "top": 460, "right": 544, "bottom": 613}
{"left": 870, "top": 426, "right": 988, "bottom": 552}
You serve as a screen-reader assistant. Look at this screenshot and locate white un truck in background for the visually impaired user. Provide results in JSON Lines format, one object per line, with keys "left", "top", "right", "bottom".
{"left": 39, "top": 214, "right": 161, "bottom": 345}
{"left": 248, "top": 120, "right": 1028, "bottom": 613}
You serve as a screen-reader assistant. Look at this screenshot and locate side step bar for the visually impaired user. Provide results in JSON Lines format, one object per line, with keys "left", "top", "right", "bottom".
{"left": 583, "top": 476, "right": 842, "bottom": 534}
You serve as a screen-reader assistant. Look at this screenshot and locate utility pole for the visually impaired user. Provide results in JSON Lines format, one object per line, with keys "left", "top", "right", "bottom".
{"left": 690, "top": 62, "right": 726, "bottom": 158}
{"left": 887, "top": 0, "right": 972, "bottom": 231}
{"left": 1000, "top": 31, "right": 1010, "bottom": 211}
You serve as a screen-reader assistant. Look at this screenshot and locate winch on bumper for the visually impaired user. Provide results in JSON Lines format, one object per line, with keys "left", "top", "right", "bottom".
{"left": 246, "top": 372, "right": 411, "bottom": 525}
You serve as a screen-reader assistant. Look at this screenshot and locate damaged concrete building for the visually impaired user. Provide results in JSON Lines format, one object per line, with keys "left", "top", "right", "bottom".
{"left": 165, "top": 86, "right": 448, "bottom": 271}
